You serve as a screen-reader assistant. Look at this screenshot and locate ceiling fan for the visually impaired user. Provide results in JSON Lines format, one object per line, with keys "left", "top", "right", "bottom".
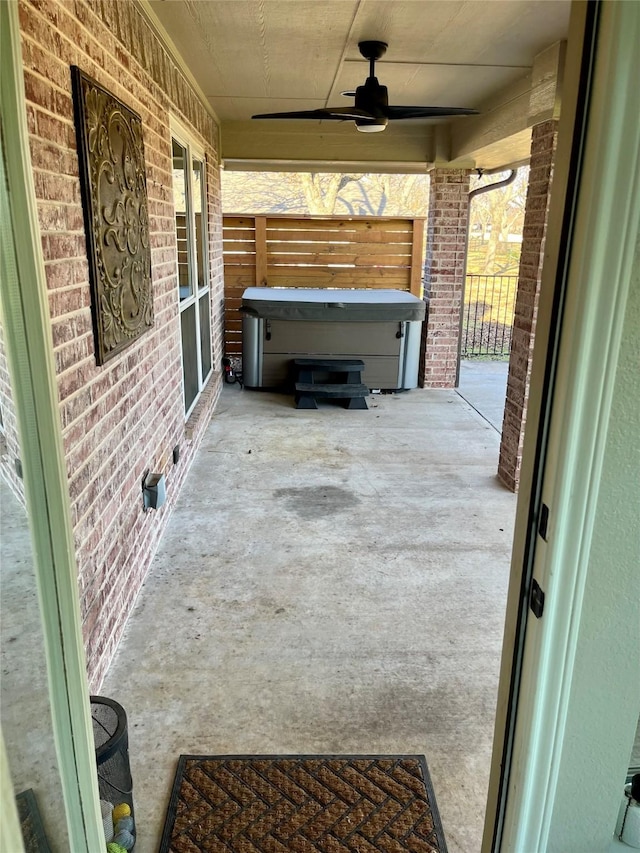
{"left": 252, "top": 41, "right": 478, "bottom": 133}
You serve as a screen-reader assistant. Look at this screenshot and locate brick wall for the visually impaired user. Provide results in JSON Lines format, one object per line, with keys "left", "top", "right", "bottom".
{"left": 498, "top": 120, "right": 558, "bottom": 491}
{"left": 420, "top": 169, "right": 471, "bottom": 388}
{"left": 17, "top": 0, "right": 225, "bottom": 688}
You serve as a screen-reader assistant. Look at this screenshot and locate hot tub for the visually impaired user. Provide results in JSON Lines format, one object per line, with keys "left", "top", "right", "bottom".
{"left": 241, "top": 287, "right": 426, "bottom": 390}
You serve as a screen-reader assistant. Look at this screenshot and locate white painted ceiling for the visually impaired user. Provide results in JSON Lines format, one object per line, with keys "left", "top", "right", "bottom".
{"left": 146, "top": 0, "right": 571, "bottom": 167}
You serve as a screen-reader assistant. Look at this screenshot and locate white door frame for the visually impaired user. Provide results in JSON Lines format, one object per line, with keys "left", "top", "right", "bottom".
{"left": 484, "top": 0, "right": 640, "bottom": 848}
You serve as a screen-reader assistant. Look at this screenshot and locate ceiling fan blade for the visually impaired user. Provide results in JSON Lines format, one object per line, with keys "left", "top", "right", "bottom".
{"left": 252, "top": 107, "right": 375, "bottom": 121}
{"left": 385, "top": 105, "right": 479, "bottom": 119}
{"left": 252, "top": 41, "right": 480, "bottom": 130}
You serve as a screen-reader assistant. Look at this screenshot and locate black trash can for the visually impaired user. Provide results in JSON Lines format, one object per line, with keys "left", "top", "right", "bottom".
{"left": 91, "top": 695, "right": 135, "bottom": 849}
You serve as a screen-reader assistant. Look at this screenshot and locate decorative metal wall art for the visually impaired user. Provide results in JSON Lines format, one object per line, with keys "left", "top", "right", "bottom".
{"left": 71, "top": 67, "right": 153, "bottom": 365}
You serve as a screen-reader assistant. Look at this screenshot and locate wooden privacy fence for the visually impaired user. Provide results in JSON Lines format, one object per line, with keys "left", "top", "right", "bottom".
{"left": 223, "top": 214, "right": 426, "bottom": 355}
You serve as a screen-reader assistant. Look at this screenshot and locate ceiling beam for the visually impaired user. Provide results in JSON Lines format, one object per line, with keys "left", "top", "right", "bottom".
{"left": 221, "top": 121, "right": 436, "bottom": 173}
{"left": 528, "top": 40, "right": 566, "bottom": 125}
{"left": 450, "top": 41, "right": 566, "bottom": 170}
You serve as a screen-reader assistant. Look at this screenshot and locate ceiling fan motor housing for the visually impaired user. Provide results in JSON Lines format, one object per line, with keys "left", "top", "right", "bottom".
{"left": 355, "top": 78, "right": 388, "bottom": 130}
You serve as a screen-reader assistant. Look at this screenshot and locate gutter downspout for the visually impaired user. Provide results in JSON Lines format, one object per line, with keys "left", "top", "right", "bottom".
{"left": 456, "top": 168, "right": 517, "bottom": 386}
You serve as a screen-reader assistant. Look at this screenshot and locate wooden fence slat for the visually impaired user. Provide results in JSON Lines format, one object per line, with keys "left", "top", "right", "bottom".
{"left": 224, "top": 293, "right": 252, "bottom": 303}
{"left": 223, "top": 217, "right": 260, "bottom": 228}
{"left": 410, "top": 218, "right": 425, "bottom": 297}
{"left": 265, "top": 228, "right": 412, "bottom": 244}
{"left": 265, "top": 217, "right": 415, "bottom": 232}
{"left": 224, "top": 275, "right": 256, "bottom": 287}
{"left": 268, "top": 272, "right": 410, "bottom": 287}
{"left": 224, "top": 230, "right": 257, "bottom": 241}
{"left": 255, "top": 216, "right": 267, "bottom": 287}
{"left": 224, "top": 252, "right": 411, "bottom": 266}
{"left": 223, "top": 275, "right": 254, "bottom": 281}
{"left": 222, "top": 240, "right": 257, "bottom": 252}
{"left": 265, "top": 240, "right": 412, "bottom": 255}
{"left": 264, "top": 253, "right": 412, "bottom": 267}
{"left": 265, "top": 265, "right": 408, "bottom": 278}
{"left": 226, "top": 212, "right": 424, "bottom": 222}
{"left": 224, "top": 258, "right": 258, "bottom": 269}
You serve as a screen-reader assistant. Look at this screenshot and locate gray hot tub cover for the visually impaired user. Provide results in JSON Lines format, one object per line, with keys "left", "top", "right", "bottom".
{"left": 240, "top": 287, "right": 426, "bottom": 322}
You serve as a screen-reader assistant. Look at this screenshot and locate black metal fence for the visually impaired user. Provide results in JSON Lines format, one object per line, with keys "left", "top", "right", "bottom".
{"left": 461, "top": 274, "right": 518, "bottom": 358}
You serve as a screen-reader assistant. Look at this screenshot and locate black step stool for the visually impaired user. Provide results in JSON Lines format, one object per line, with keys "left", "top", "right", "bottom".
{"left": 293, "top": 358, "right": 369, "bottom": 410}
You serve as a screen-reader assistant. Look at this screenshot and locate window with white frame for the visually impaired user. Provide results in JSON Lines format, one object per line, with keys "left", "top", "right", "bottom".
{"left": 171, "top": 128, "right": 213, "bottom": 416}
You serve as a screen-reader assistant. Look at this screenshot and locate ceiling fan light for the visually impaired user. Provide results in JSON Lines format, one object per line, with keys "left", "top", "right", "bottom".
{"left": 356, "top": 120, "right": 387, "bottom": 133}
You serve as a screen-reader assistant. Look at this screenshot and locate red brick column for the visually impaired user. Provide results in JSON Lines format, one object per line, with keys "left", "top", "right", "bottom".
{"left": 498, "top": 120, "right": 558, "bottom": 491}
{"left": 420, "top": 169, "right": 471, "bottom": 388}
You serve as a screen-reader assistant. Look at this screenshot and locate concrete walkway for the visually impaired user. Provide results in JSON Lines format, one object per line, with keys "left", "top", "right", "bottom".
{"left": 456, "top": 360, "right": 509, "bottom": 433}
{"left": 102, "top": 383, "right": 516, "bottom": 853}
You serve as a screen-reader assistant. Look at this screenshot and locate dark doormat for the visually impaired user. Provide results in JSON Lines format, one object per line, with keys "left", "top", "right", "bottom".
{"left": 159, "top": 755, "right": 448, "bottom": 853}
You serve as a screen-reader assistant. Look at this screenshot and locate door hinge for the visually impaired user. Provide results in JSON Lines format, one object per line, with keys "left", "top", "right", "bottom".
{"left": 530, "top": 578, "right": 545, "bottom": 618}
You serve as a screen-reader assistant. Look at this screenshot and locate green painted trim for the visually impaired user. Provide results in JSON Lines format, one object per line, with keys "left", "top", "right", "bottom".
{"left": 501, "top": 0, "right": 640, "bottom": 849}
{"left": 0, "top": 3, "right": 103, "bottom": 851}
{"left": 0, "top": 732, "right": 25, "bottom": 853}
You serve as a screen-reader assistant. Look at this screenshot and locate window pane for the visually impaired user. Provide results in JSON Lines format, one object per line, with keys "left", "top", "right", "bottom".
{"left": 199, "top": 292, "right": 212, "bottom": 381}
{"left": 192, "top": 158, "right": 206, "bottom": 291}
{"left": 180, "top": 304, "right": 198, "bottom": 413}
{"left": 172, "top": 139, "right": 192, "bottom": 302}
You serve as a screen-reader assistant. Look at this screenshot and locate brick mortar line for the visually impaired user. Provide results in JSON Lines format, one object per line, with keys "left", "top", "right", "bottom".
{"left": 38, "top": 233, "right": 87, "bottom": 240}
{"left": 48, "top": 309, "right": 91, "bottom": 330}
{"left": 36, "top": 197, "right": 80, "bottom": 206}
{"left": 25, "top": 100, "right": 72, "bottom": 129}
{"left": 62, "top": 352, "right": 181, "bottom": 475}
{"left": 45, "top": 282, "right": 89, "bottom": 294}
{"left": 71, "top": 356, "right": 180, "bottom": 446}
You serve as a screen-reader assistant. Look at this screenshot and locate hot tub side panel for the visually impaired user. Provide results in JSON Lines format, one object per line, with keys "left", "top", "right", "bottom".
{"left": 265, "top": 320, "right": 402, "bottom": 389}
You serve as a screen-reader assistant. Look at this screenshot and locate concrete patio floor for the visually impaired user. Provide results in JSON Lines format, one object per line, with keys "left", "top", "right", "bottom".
{"left": 457, "top": 360, "right": 509, "bottom": 433}
{"left": 1, "top": 366, "right": 517, "bottom": 853}
{"left": 100, "top": 381, "right": 516, "bottom": 853}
